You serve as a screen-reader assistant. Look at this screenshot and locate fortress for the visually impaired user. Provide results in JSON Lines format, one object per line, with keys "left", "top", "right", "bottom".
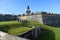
{"left": 18, "top": 6, "right": 60, "bottom": 26}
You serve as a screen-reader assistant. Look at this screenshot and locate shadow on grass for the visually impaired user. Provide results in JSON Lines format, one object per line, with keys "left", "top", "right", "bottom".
{"left": 35, "top": 31, "right": 55, "bottom": 40}
{"left": 0, "top": 25, "right": 10, "bottom": 32}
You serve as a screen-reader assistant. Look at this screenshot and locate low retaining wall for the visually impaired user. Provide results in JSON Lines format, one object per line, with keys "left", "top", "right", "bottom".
{"left": 18, "top": 27, "right": 41, "bottom": 40}
{"left": 18, "top": 27, "right": 49, "bottom": 40}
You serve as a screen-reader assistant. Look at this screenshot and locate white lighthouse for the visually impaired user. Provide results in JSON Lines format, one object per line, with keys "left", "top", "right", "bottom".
{"left": 26, "top": 6, "right": 31, "bottom": 15}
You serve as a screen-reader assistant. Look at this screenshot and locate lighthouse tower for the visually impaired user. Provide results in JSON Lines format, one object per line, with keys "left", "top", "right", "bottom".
{"left": 26, "top": 6, "right": 31, "bottom": 15}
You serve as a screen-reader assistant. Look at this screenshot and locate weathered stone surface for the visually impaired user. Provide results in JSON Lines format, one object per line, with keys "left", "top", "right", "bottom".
{"left": 18, "top": 12, "right": 60, "bottom": 26}
{"left": 0, "top": 31, "right": 29, "bottom": 40}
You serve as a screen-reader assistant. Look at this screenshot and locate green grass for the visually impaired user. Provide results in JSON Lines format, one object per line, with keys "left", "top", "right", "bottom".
{"left": 0, "top": 21, "right": 60, "bottom": 40}
{"left": 0, "top": 21, "right": 33, "bottom": 35}
{"left": 53, "top": 28, "right": 60, "bottom": 40}
{"left": 21, "top": 21, "right": 60, "bottom": 40}
{"left": 8, "top": 27, "right": 32, "bottom": 35}
{"left": 35, "top": 24, "right": 60, "bottom": 40}
{"left": 0, "top": 21, "right": 21, "bottom": 32}
{"left": 25, "top": 21, "right": 60, "bottom": 40}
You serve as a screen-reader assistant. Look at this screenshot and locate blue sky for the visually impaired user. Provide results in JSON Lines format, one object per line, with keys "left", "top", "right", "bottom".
{"left": 0, "top": 0, "right": 60, "bottom": 15}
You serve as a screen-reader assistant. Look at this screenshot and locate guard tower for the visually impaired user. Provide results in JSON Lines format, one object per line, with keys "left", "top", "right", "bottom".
{"left": 26, "top": 6, "right": 31, "bottom": 15}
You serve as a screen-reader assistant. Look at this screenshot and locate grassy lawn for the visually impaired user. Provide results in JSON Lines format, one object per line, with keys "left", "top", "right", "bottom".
{"left": 27, "top": 21, "right": 60, "bottom": 40}
{"left": 8, "top": 27, "right": 32, "bottom": 35}
{"left": 0, "top": 21, "right": 60, "bottom": 40}
{"left": 20, "top": 21, "right": 60, "bottom": 40}
{"left": 0, "top": 21, "right": 33, "bottom": 35}
{"left": 0, "top": 21, "right": 21, "bottom": 32}
{"left": 53, "top": 28, "right": 60, "bottom": 40}
{"left": 35, "top": 24, "right": 60, "bottom": 40}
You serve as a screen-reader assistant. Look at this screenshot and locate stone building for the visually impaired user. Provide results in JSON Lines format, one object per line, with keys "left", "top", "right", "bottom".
{"left": 18, "top": 6, "right": 60, "bottom": 26}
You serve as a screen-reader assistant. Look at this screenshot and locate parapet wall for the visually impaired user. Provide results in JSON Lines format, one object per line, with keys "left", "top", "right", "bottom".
{"left": 41, "top": 12, "right": 60, "bottom": 26}
{"left": 18, "top": 11, "right": 60, "bottom": 26}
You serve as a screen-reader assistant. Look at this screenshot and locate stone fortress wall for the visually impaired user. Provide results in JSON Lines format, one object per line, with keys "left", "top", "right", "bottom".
{"left": 41, "top": 12, "right": 60, "bottom": 26}
{"left": 18, "top": 11, "right": 60, "bottom": 26}
{"left": 18, "top": 13, "right": 43, "bottom": 24}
